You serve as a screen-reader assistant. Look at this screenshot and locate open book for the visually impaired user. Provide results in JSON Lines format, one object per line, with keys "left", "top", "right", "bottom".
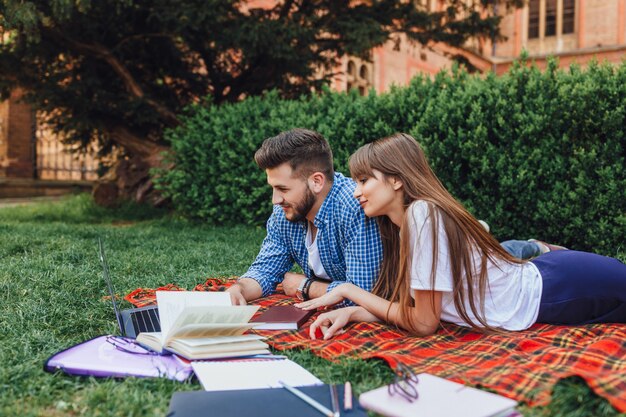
{"left": 136, "top": 291, "right": 269, "bottom": 360}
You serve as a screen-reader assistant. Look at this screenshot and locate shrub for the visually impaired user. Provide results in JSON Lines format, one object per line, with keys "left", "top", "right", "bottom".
{"left": 156, "top": 59, "right": 626, "bottom": 254}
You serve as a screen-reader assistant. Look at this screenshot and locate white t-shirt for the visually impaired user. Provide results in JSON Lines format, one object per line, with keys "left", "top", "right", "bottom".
{"left": 306, "top": 224, "right": 331, "bottom": 281}
{"left": 407, "top": 201, "right": 543, "bottom": 331}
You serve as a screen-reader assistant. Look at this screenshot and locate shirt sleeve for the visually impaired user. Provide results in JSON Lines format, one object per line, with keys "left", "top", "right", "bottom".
{"left": 327, "top": 207, "right": 383, "bottom": 297}
{"left": 408, "top": 201, "right": 454, "bottom": 293}
{"left": 241, "top": 209, "right": 295, "bottom": 297}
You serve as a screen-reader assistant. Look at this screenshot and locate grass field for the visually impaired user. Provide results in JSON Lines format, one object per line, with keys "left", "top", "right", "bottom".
{"left": 0, "top": 194, "right": 623, "bottom": 416}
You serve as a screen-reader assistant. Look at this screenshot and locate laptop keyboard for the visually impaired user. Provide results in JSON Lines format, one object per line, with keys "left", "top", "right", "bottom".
{"left": 130, "top": 308, "right": 161, "bottom": 333}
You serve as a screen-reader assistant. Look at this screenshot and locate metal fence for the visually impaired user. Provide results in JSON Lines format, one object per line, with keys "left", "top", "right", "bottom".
{"left": 34, "top": 115, "right": 100, "bottom": 181}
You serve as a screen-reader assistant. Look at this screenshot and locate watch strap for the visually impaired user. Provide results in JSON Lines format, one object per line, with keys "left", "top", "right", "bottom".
{"left": 302, "top": 278, "right": 315, "bottom": 301}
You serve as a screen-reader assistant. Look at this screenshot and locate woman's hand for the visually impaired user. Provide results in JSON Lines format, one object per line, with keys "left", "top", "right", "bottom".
{"left": 295, "top": 285, "right": 349, "bottom": 310}
{"left": 309, "top": 307, "right": 357, "bottom": 340}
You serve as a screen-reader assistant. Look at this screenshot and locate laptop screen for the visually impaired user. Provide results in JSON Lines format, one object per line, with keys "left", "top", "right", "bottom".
{"left": 98, "top": 238, "right": 125, "bottom": 335}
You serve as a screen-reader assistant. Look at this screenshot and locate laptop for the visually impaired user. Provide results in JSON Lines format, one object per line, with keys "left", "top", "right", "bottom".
{"left": 98, "top": 238, "right": 161, "bottom": 338}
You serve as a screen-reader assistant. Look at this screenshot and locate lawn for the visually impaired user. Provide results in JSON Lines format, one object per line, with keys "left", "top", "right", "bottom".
{"left": 0, "top": 195, "right": 623, "bottom": 417}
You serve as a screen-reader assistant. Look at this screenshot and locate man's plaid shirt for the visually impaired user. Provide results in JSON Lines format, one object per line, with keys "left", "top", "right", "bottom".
{"left": 242, "top": 173, "right": 382, "bottom": 298}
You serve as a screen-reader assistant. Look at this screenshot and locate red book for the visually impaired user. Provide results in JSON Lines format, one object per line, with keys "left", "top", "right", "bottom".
{"left": 251, "top": 306, "right": 315, "bottom": 330}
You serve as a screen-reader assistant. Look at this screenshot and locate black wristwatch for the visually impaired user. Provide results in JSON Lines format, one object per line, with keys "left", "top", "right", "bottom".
{"left": 296, "top": 278, "right": 314, "bottom": 301}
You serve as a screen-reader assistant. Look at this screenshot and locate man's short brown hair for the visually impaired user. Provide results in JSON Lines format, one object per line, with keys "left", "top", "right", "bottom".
{"left": 255, "top": 128, "right": 334, "bottom": 181}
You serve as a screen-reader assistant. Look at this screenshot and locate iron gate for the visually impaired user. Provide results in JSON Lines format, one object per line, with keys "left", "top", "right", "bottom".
{"left": 33, "top": 114, "right": 99, "bottom": 181}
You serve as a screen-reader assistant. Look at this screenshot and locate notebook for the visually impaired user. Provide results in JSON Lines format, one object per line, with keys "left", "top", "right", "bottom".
{"left": 99, "top": 238, "right": 161, "bottom": 338}
{"left": 251, "top": 305, "right": 316, "bottom": 330}
{"left": 359, "top": 373, "right": 517, "bottom": 417}
{"left": 166, "top": 384, "right": 367, "bottom": 417}
{"left": 192, "top": 358, "right": 323, "bottom": 391}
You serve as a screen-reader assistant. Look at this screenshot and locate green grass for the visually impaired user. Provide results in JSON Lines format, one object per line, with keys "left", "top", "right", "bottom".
{"left": 0, "top": 194, "right": 624, "bottom": 416}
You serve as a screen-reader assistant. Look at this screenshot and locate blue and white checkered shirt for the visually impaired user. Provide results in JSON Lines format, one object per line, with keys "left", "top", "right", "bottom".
{"left": 242, "top": 173, "right": 383, "bottom": 298}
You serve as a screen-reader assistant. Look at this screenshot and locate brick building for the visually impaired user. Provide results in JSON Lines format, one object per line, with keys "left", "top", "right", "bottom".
{"left": 1, "top": 0, "right": 624, "bottom": 185}
{"left": 332, "top": 0, "right": 626, "bottom": 92}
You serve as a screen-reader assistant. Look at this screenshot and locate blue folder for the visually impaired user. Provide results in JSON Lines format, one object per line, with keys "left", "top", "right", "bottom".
{"left": 166, "top": 384, "right": 367, "bottom": 417}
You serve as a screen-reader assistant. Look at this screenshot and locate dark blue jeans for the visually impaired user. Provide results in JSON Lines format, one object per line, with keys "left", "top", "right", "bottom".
{"left": 531, "top": 250, "right": 626, "bottom": 325}
{"left": 501, "top": 240, "right": 542, "bottom": 259}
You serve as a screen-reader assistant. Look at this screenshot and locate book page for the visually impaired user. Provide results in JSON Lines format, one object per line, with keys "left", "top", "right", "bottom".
{"left": 168, "top": 334, "right": 264, "bottom": 347}
{"left": 167, "top": 323, "right": 258, "bottom": 339}
{"left": 192, "top": 359, "right": 323, "bottom": 391}
{"left": 156, "top": 291, "right": 231, "bottom": 337}
{"left": 164, "top": 305, "right": 258, "bottom": 340}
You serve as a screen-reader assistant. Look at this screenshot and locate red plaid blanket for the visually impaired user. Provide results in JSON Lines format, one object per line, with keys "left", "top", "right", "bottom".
{"left": 125, "top": 279, "right": 626, "bottom": 412}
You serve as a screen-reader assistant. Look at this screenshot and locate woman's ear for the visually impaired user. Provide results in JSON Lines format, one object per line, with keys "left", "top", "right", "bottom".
{"left": 391, "top": 176, "right": 403, "bottom": 191}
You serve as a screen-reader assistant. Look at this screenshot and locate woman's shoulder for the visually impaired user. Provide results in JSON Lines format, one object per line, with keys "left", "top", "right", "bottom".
{"left": 408, "top": 200, "right": 435, "bottom": 220}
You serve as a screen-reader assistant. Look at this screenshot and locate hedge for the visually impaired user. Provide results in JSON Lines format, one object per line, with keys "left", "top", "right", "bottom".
{"left": 156, "top": 59, "right": 626, "bottom": 254}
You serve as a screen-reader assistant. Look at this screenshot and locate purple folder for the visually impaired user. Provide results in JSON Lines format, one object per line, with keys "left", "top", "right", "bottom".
{"left": 44, "top": 335, "right": 193, "bottom": 382}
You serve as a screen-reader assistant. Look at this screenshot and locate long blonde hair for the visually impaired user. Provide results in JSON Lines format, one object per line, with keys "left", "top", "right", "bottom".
{"left": 349, "top": 133, "right": 523, "bottom": 333}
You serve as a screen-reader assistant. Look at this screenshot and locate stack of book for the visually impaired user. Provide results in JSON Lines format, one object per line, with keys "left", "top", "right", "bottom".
{"left": 136, "top": 292, "right": 269, "bottom": 360}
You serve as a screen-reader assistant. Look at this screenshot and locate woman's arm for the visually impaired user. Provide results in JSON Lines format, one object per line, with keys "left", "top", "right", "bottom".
{"left": 297, "top": 283, "right": 443, "bottom": 337}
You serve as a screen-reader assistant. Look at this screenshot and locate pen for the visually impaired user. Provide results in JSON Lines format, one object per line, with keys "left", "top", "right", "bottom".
{"left": 330, "top": 384, "right": 340, "bottom": 417}
{"left": 343, "top": 381, "right": 353, "bottom": 411}
{"left": 279, "top": 380, "right": 334, "bottom": 417}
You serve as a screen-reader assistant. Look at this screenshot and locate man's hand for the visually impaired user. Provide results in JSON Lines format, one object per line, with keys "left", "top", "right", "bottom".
{"left": 226, "top": 278, "right": 262, "bottom": 306}
{"left": 282, "top": 272, "right": 306, "bottom": 297}
{"left": 226, "top": 283, "right": 248, "bottom": 305}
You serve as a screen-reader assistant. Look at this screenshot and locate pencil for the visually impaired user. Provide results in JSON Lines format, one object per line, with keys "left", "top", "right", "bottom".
{"left": 330, "top": 384, "right": 340, "bottom": 417}
{"left": 279, "top": 381, "right": 334, "bottom": 417}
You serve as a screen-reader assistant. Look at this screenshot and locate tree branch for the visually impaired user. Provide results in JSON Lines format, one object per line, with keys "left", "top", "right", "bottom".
{"left": 43, "top": 27, "right": 180, "bottom": 127}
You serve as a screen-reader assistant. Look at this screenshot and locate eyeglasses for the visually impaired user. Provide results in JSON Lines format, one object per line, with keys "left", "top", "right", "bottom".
{"left": 105, "top": 336, "right": 158, "bottom": 356}
{"left": 388, "top": 362, "right": 419, "bottom": 402}
{"left": 104, "top": 336, "right": 190, "bottom": 380}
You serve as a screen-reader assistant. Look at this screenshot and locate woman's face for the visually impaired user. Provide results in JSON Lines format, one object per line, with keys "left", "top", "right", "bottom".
{"left": 353, "top": 169, "right": 399, "bottom": 217}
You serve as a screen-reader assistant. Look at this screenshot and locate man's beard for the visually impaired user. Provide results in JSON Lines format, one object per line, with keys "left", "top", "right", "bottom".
{"left": 284, "top": 187, "right": 316, "bottom": 223}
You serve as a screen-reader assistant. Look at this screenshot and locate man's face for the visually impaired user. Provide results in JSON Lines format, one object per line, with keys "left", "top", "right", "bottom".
{"left": 266, "top": 163, "right": 316, "bottom": 222}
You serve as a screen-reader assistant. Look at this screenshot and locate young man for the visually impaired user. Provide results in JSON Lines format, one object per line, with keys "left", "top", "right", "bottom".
{"left": 227, "top": 129, "right": 383, "bottom": 305}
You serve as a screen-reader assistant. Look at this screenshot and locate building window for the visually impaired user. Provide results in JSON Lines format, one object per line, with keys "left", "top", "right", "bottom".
{"left": 528, "top": 0, "right": 576, "bottom": 39}
{"left": 346, "top": 59, "right": 372, "bottom": 96}
{"left": 562, "top": 0, "right": 575, "bottom": 34}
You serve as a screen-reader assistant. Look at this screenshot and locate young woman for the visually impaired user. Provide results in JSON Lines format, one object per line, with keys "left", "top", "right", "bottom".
{"left": 295, "top": 133, "right": 626, "bottom": 340}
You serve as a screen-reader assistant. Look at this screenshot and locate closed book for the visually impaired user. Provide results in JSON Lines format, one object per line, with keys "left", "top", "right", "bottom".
{"left": 251, "top": 305, "right": 315, "bottom": 330}
{"left": 359, "top": 373, "right": 517, "bottom": 417}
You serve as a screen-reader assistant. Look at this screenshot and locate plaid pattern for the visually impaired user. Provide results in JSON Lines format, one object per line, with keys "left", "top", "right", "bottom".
{"left": 126, "top": 282, "right": 626, "bottom": 412}
{"left": 242, "top": 173, "right": 382, "bottom": 298}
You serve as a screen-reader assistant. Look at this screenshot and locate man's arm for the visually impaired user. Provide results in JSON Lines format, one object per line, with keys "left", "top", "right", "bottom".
{"left": 227, "top": 278, "right": 263, "bottom": 306}
{"left": 281, "top": 272, "right": 329, "bottom": 299}
{"left": 227, "top": 207, "right": 295, "bottom": 305}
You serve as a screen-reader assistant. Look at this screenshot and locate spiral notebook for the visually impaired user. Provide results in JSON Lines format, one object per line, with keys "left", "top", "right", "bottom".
{"left": 191, "top": 358, "right": 323, "bottom": 391}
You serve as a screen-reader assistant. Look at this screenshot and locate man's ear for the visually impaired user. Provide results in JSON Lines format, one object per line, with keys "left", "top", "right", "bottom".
{"left": 391, "top": 176, "right": 403, "bottom": 191}
{"left": 308, "top": 172, "right": 326, "bottom": 194}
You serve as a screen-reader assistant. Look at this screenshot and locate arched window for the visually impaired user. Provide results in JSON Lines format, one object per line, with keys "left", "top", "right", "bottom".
{"left": 345, "top": 59, "right": 373, "bottom": 96}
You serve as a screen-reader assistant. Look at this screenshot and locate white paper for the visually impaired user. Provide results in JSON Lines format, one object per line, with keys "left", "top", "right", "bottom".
{"left": 156, "top": 291, "right": 231, "bottom": 338}
{"left": 192, "top": 359, "right": 323, "bottom": 391}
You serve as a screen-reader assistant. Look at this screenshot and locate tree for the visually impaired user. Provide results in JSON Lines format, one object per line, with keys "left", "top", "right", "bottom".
{"left": 0, "top": 0, "right": 522, "bottom": 204}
